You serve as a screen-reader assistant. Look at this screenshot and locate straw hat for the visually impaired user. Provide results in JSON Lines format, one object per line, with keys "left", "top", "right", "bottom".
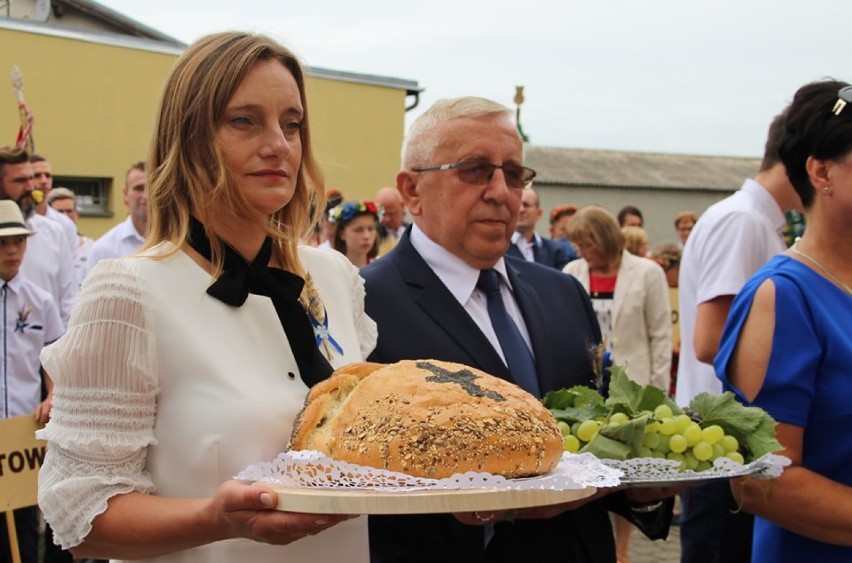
{"left": 0, "top": 200, "right": 34, "bottom": 237}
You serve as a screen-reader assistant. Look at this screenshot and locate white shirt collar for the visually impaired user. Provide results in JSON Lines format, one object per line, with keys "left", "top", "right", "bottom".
{"left": 409, "top": 223, "right": 512, "bottom": 306}
{"left": 742, "top": 178, "right": 787, "bottom": 231}
{"left": 511, "top": 231, "right": 542, "bottom": 246}
{"left": 1, "top": 273, "right": 23, "bottom": 293}
{"left": 119, "top": 215, "right": 146, "bottom": 242}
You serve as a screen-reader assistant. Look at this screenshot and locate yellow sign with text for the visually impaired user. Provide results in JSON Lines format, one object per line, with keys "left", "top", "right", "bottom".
{"left": 0, "top": 416, "right": 46, "bottom": 511}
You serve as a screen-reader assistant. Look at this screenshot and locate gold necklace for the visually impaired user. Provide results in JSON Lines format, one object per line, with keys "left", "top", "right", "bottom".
{"left": 790, "top": 241, "right": 852, "bottom": 296}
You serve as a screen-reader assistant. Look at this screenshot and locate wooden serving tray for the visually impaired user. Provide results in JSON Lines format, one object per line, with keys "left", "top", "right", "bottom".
{"left": 262, "top": 484, "right": 597, "bottom": 514}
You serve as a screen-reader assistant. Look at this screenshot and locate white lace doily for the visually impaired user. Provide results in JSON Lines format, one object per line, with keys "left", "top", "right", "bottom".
{"left": 235, "top": 450, "right": 622, "bottom": 492}
{"left": 602, "top": 453, "right": 791, "bottom": 486}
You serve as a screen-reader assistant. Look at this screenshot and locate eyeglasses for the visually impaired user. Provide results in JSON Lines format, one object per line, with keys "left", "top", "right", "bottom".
{"left": 411, "top": 160, "right": 536, "bottom": 190}
{"left": 832, "top": 86, "right": 852, "bottom": 116}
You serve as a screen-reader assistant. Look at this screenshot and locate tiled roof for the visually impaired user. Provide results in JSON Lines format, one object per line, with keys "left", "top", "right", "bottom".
{"left": 57, "top": 0, "right": 185, "bottom": 45}
{"left": 525, "top": 145, "right": 761, "bottom": 191}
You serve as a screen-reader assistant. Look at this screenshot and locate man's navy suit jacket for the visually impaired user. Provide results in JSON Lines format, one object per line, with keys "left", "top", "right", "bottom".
{"left": 361, "top": 230, "right": 669, "bottom": 563}
{"left": 505, "top": 235, "right": 572, "bottom": 270}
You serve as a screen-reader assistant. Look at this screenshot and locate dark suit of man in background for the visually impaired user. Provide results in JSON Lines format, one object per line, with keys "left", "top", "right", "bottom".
{"left": 361, "top": 96, "right": 673, "bottom": 563}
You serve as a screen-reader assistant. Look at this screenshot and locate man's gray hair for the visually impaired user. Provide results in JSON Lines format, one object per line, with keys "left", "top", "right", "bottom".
{"left": 401, "top": 97, "right": 515, "bottom": 168}
{"left": 46, "top": 186, "right": 76, "bottom": 205}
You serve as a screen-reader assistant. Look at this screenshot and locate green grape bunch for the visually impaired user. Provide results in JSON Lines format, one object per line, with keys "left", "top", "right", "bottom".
{"left": 543, "top": 366, "right": 782, "bottom": 472}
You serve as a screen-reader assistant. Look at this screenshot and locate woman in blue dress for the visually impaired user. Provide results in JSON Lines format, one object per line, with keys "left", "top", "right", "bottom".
{"left": 715, "top": 80, "right": 852, "bottom": 561}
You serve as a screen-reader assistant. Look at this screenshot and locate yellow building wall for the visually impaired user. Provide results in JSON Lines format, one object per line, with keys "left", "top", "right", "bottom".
{"left": 1, "top": 26, "right": 410, "bottom": 238}
{"left": 308, "top": 77, "right": 405, "bottom": 199}
{"left": 1, "top": 27, "right": 175, "bottom": 237}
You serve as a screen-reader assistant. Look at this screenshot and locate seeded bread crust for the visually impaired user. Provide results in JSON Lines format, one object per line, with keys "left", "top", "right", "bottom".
{"left": 289, "top": 359, "right": 563, "bottom": 479}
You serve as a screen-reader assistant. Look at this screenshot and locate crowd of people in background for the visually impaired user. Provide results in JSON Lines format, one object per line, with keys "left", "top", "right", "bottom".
{"left": 0, "top": 29, "right": 849, "bottom": 563}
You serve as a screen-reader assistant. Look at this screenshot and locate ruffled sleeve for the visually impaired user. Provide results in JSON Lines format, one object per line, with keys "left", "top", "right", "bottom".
{"left": 36, "top": 259, "right": 160, "bottom": 550}
{"left": 339, "top": 255, "right": 378, "bottom": 360}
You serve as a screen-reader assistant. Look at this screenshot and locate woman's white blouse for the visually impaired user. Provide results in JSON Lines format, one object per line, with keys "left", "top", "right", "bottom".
{"left": 37, "top": 244, "right": 377, "bottom": 563}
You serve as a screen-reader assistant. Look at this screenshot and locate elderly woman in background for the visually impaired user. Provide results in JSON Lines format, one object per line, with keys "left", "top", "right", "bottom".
{"left": 563, "top": 205, "right": 672, "bottom": 562}
{"left": 715, "top": 80, "right": 852, "bottom": 561}
{"left": 36, "top": 32, "right": 376, "bottom": 562}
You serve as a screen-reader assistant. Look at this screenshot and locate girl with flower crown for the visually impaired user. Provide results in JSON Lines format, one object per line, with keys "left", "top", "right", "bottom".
{"left": 329, "top": 201, "right": 380, "bottom": 268}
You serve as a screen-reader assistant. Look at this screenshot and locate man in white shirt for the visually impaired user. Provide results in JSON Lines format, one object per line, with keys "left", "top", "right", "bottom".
{"left": 88, "top": 161, "right": 147, "bottom": 270}
{"left": 30, "top": 154, "right": 78, "bottom": 257}
{"left": 675, "top": 113, "right": 803, "bottom": 563}
{"left": 0, "top": 146, "right": 77, "bottom": 328}
{"left": 47, "top": 187, "right": 95, "bottom": 286}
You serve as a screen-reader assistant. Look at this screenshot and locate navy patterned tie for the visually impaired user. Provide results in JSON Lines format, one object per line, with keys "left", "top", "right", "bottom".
{"left": 476, "top": 269, "right": 540, "bottom": 396}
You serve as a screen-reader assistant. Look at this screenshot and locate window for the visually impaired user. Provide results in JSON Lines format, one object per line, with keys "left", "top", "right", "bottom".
{"left": 52, "top": 176, "right": 112, "bottom": 216}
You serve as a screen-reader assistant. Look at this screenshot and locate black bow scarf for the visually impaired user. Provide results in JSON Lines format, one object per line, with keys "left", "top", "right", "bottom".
{"left": 187, "top": 216, "right": 333, "bottom": 387}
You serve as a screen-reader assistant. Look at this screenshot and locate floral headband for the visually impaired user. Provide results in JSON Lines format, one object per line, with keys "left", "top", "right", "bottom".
{"left": 328, "top": 200, "right": 382, "bottom": 224}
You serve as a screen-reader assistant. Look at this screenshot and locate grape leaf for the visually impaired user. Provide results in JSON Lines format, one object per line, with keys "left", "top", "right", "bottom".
{"left": 600, "top": 413, "right": 651, "bottom": 456}
{"left": 541, "top": 388, "right": 575, "bottom": 410}
{"left": 605, "top": 367, "right": 678, "bottom": 416}
{"left": 580, "top": 432, "right": 633, "bottom": 460}
{"left": 548, "top": 404, "right": 610, "bottom": 424}
{"left": 542, "top": 385, "right": 604, "bottom": 409}
{"left": 543, "top": 385, "right": 605, "bottom": 410}
{"left": 572, "top": 386, "right": 606, "bottom": 407}
{"left": 689, "top": 392, "right": 782, "bottom": 460}
{"left": 545, "top": 386, "right": 608, "bottom": 423}
{"left": 745, "top": 414, "right": 784, "bottom": 460}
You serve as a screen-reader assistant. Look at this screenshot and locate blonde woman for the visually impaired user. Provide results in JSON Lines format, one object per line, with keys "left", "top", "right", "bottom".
{"left": 564, "top": 206, "right": 671, "bottom": 389}
{"left": 37, "top": 32, "right": 376, "bottom": 562}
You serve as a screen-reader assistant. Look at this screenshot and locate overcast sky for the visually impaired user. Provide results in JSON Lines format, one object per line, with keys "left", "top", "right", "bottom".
{"left": 99, "top": 0, "right": 850, "bottom": 158}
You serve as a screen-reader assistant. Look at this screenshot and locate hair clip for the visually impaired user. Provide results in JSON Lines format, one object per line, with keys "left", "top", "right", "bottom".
{"left": 833, "top": 86, "right": 852, "bottom": 116}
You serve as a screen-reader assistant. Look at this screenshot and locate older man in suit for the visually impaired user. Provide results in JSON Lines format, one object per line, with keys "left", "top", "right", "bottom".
{"left": 361, "top": 96, "right": 673, "bottom": 563}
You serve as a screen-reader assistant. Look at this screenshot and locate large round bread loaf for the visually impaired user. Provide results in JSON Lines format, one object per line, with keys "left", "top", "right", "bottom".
{"left": 289, "top": 359, "right": 563, "bottom": 479}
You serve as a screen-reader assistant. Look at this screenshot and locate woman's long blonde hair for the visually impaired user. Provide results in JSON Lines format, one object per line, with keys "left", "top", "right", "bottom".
{"left": 145, "top": 31, "right": 325, "bottom": 276}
